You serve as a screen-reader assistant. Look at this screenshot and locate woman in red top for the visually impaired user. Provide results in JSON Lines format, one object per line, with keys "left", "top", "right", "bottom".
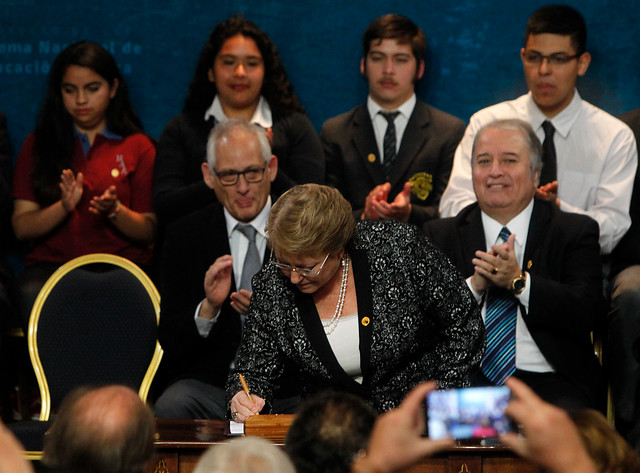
{"left": 12, "top": 41, "right": 156, "bottom": 326}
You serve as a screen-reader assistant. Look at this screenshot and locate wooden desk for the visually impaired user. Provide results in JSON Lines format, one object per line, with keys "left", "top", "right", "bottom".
{"left": 150, "top": 416, "right": 536, "bottom": 473}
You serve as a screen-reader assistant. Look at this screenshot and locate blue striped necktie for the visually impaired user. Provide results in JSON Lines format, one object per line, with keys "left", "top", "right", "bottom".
{"left": 481, "top": 226, "right": 517, "bottom": 385}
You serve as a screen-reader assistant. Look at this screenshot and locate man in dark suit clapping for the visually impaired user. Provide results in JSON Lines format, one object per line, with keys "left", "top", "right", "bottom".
{"left": 425, "top": 118, "right": 605, "bottom": 409}
{"left": 155, "top": 119, "right": 298, "bottom": 419}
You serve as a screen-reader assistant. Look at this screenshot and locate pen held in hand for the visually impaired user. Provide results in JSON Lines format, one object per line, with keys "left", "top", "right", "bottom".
{"left": 238, "top": 373, "right": 253, "bottom": 402}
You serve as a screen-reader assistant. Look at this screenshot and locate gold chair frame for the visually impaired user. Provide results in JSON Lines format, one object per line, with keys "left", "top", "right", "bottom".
{"left": 27, "top": 253, "right": 163, "bottom": 422}
{"left": 592, "top": 332, "right": 615, "bottom": 425}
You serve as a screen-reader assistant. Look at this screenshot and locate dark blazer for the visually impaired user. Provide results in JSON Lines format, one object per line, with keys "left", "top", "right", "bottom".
{"left": 226, "top": 220, "right": 485, "bottom": 413}
{"left": 424, "top": 200, "right": 605, "bottom": 402}
{"left": 157, "top": 202, "right": 244, "bottom": 389}
{"left": 322, "top": 101, "right": 465, "bottom": 224}
{"left": 153, "top": 111, "right": 325, "bottom": 226}
{"left": 612, "top": 108, "right": 640, "bottom": 276}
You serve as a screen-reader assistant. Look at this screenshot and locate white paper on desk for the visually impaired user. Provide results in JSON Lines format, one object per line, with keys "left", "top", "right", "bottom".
{"left": 229, "top": 421, "right": 245, "bottom": 435}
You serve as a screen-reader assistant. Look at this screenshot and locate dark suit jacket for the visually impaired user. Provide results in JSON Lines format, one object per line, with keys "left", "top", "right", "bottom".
{"left": 157, "top": 202, "right": 245, "bottom": 389}
{"left": 226, "top": 220, "right": 485, "bottom": 413}
{"left": 322, "top": 100, "right": 465, "bottom": 224}
{"left": 612, "top": 108, "right": 640, "bottom": 276}
{"left": 424, "top": 200, "right": 605, "bottom": 402}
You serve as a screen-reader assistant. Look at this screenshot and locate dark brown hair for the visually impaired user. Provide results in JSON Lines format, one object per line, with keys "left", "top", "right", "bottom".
{"left": 362, "top": 14, "right": 426, "bottom": 65}
{"left": 183, "top": 14, "right": 305, "bottom": 121}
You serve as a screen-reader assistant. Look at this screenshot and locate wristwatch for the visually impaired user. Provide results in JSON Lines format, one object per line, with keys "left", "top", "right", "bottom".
{"left": 510, "top": 271, "right": 527, "bottom": 295}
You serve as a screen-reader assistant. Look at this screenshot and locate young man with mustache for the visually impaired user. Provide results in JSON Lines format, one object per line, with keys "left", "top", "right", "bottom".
{"left": 322, "top": 14, "right": 465, "bottom": 225}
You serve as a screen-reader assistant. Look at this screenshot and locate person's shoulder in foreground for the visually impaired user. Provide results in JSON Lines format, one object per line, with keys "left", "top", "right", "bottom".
{"left": 0, "top": 420, "right": 34, "bottom": 473}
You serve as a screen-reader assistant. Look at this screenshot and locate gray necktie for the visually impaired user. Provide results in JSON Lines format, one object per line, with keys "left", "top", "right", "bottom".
{"left": 236, "top": 223, "right": 261, "bottom": 291}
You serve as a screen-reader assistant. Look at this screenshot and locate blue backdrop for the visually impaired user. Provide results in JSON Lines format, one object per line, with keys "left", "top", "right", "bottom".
{"left": 1, "top": 0, "right": 639, "bottom": 159}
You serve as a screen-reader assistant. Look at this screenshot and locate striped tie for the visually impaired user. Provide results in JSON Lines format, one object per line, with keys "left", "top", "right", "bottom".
{"left": 481, "top": 227, "right": 517, "bottom": 385}
{"left": 380, "top": 111, "right": 400, "bottom": 181}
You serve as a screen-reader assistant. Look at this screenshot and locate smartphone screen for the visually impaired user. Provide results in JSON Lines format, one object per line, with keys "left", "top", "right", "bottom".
{"left": 426, "top": 386, "right": 513, "bottom": 440}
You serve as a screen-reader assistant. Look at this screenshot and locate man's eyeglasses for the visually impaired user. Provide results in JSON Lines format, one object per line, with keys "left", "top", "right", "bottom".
{"left": 269, "top": 251, "right": 330, "bottom": 278}
{"left": 214, "top": 166, "right": 267, "bottom": 186}
{"left": 522, "top": 51, "right": 580, "bottom": 66}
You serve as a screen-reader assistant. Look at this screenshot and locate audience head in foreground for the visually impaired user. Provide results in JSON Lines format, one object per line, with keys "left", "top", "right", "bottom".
{"left": 285, "top": 391, "right": 378, "bottom": 473}
{"left": 194, "top": 436, "right": 295, "bottom": 473}
{"left": 568, "top": 408, "right": 640, "bottom": 473}
{"left": 42, "top": 385, "right": 155, "bottom": 473}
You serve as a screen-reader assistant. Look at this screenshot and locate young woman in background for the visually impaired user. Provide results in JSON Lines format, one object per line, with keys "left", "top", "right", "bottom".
{"left": 12, "top": 40, "right": 156, "bottom": 325}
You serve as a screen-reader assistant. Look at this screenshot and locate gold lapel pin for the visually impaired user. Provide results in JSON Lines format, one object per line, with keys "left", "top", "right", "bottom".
{"left": 527, "top": 260, "right": 532, "bottom": 269}
{"left": 367, "top": 153, "right": 376, "bottom": 163}
{"left": 111, "top": 168, "right": 120, "bottom": 178}
{"left": 361, "top": 316, "right": 370, "bottom": 326}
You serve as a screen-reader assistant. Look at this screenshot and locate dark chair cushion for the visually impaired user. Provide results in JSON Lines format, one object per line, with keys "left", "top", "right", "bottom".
{"left": 6, "top": 420, "right": 52, "bottom": 452}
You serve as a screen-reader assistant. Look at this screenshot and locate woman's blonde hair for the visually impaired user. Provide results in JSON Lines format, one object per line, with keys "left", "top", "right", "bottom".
{"left": 267, "top": 184, "right": 355, "bottom": 257}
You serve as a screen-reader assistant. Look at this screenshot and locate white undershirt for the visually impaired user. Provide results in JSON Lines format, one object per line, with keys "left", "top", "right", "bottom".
{"left": 326, "top": 313, "right": 363, "bottom": 383}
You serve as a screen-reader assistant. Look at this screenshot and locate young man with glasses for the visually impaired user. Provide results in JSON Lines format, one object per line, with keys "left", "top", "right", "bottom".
{"left": 439, "top": 5, "right": 637, "bottom": 257}
{"left": 154, "top": 119, "right": 299, "bottom": 419}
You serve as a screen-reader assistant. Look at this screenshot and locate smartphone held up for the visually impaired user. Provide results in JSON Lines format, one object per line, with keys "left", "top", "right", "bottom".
{"left": 426, "top": 386, "right": 514, "bottom": 440}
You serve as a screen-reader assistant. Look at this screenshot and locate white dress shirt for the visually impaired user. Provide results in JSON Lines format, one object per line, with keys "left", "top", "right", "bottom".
{"left": 367, "top": 94, "right": 417, "bottom": 163}
{"left": 466, "top": 199, "right": 553, "bottom": 373}
{"left": 440, "top": 91, "right": 637, "bottom": 254}
{"left": 204, "top": 95, "right": 273, "bottom": 128}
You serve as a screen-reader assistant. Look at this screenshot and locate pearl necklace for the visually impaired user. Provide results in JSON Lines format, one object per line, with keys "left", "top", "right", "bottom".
{"left": 322, "top": 254, "right": 349, "bottom": 335}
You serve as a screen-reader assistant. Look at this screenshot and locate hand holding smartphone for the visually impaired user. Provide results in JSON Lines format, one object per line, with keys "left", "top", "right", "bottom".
{"left": 426, "top": 386, "right": 514, "bottom": 440}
